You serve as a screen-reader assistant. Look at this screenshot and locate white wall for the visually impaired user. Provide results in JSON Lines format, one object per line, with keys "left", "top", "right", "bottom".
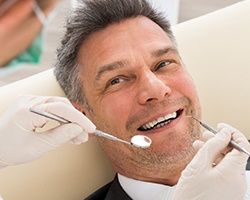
{"left": 149, "top": 0, "right": 180, "bottom": 25}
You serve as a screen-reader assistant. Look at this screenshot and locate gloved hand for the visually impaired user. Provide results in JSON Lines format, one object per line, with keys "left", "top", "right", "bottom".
{"left": 0, "top": 94, "right": 95, "bottom": 168}
{"left": 170, "top": 123, "right": 250, "bottom": 200}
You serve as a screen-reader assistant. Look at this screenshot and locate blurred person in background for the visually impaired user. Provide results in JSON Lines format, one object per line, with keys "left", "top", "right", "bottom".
{"left": 0, "top": 0, "right": 58, "bottom": 67}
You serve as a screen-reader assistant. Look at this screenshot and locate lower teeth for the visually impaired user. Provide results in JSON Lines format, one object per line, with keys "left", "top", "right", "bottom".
{"left": 155, "top": 120, "right": 170, "bottom": 129}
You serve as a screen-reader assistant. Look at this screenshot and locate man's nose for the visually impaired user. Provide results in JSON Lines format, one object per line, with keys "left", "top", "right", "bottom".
{"left": 137, "top": 70, "right": 171, "bottom": 104}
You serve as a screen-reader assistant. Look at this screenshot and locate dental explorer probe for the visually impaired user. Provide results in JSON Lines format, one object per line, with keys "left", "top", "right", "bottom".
{"left": 187, "top": 116, "right": 250, "bottom": 156}
{"left": 29, "top": 108, "right": 152, "bottom": 148}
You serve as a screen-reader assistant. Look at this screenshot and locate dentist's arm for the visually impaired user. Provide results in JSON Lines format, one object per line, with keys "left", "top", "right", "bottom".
{"left": 0, "top": 94, "right": 95, "bottom": 168}
{"left": 170, "top": 123, "right": 250, "bottom": 200}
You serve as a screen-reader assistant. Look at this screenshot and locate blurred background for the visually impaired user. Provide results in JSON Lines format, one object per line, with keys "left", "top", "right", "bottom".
{"left": 0, "top": 0, "right": 242, "bottom": 86}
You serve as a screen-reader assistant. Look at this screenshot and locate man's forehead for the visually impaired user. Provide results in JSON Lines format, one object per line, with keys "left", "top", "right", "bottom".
{"left": 78, "top": 16, "right": 174, "bottom": 73}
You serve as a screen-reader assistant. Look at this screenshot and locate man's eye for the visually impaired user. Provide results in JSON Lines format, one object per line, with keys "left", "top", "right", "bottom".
{"left": 156, "top": 61, "right": 171, "bottom": 70}
{"left": 109, "top": 77, "right": 124, "bottom": 85}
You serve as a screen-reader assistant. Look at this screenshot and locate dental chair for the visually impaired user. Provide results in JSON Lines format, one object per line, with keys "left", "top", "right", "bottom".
{"left": 0, "top": 1, "right": 249, "bottom": 199}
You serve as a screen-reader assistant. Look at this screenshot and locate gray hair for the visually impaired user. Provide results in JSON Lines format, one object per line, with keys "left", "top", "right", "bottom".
{"left": 54, "top": 0, "right": 176, "bottom": 111}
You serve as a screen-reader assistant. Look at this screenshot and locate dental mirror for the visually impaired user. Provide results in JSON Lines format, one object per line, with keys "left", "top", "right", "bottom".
{"left": 30, "top": 108, "right": 152, "bottom": 149}
{"left": 131, "top": 135, "right": 152, "bottom": 148}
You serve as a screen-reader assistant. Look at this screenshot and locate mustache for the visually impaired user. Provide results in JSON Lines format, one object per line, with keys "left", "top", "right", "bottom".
{"left": 126, "top": 97, "right": 190, "bottom": 130}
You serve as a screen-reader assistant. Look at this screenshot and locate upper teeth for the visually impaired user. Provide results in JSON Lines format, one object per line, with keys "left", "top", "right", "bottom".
{"left": 141, "top": 112, "right": 177, "bottom": 130}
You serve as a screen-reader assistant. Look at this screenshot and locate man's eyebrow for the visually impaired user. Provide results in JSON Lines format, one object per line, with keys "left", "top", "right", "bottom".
{"left": 150, "top": 46, "right": 178, "bottom": 58}
{"left": 95, "top": 60, "right": 129, "bottom": 82}
{"left": 94, "top": 47, "right": 178, "bottom": 82}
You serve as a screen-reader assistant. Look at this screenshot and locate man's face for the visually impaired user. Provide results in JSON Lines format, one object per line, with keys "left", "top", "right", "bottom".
{"left": 78, "top": 16, "right": 201, "bottom": 185}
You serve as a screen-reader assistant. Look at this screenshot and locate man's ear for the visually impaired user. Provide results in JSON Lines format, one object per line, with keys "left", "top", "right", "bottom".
{"left": 72, "top": 102, "right": 86, "bottom": 115}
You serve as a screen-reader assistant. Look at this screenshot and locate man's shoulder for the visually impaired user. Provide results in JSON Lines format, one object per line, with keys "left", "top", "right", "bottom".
{"left": 246, "top": 157, "right": 250, "bottom": 170}
{"left": 84, "top": 174, "right": 132, "bottom": 200}
{"left": 84, "top": 181, "right": 113, "bottom": 200}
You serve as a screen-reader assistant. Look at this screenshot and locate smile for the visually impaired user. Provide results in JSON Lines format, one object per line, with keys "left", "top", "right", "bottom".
{"left": 138, "top": 109, "right": 182, "bottom": 131}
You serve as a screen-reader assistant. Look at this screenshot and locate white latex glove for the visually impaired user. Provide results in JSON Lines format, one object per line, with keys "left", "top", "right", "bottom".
{"left": 169, "top": 123, "right": 250, "bottom": 200}
{"left": 0, "top": 94, "right": 96, "bottom": 168}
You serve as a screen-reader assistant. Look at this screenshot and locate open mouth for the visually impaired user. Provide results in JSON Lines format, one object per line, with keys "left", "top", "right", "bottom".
{"left": 138, "top": 109, "right": 183, "bottom": 131}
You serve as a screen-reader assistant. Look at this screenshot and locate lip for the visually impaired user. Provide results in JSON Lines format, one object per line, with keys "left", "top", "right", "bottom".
{"left": 137, "top": 109, "right": 184, "bottom": 134}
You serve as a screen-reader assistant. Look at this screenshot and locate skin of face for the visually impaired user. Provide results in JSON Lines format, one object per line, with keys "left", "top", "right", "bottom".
{"left": 76, "top": 16, "right": 202, "bottom": 185}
